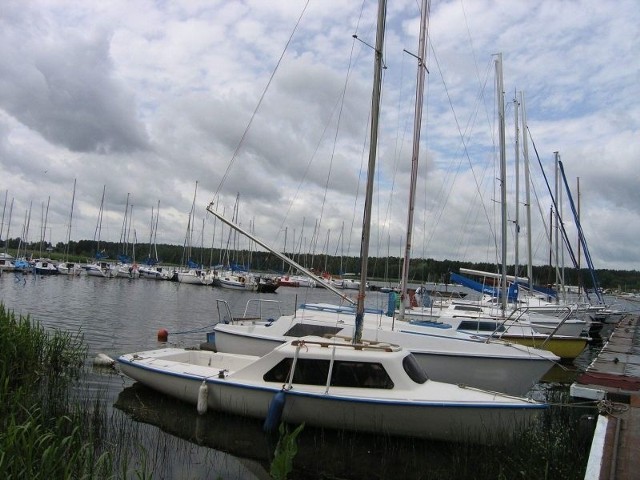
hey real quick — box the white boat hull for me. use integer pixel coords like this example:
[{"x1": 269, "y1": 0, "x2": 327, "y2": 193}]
[{"x1": 118, "y1": 345, "x2": 546, "y2": 443}]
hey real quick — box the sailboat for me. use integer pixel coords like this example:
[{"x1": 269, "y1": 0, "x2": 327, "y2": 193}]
[
  {"x1": 85, "y1": 186, "x2": 117, "y2": 278},
  {"x1": 33, "y1": 197, "x2": 60, "y2": 275},
  {"x1": 175, "y1": 182, "x2": 214, "y2": 285},
  {"x1": 208, "y1": 13, "x2": 559, "y2": 393},
  {"x1": 409, "y1": 61, "x2": 589, "y2": 361},
  {"x1": 58, "y1": 179, "x2": 83, "y2": 275},
  {"x1": 117, "y1": 2, "x2": 549, "y2": 441},
  {"x1": 138, "y1": 201, "x2": 171, "y2": 280}
]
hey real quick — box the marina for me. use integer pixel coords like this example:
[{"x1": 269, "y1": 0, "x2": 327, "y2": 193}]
[{"x1": 1, "y1": 271, "x2": 638, "y2": 478}]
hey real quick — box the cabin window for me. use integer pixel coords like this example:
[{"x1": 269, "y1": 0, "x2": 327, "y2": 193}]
[
  {"x1": 263, "y1": 358, "x2": 394, "y2": 389},
  {"x1": 457, "y1": 320, "x2": 506, "y2": 332},
  {"x1": 331, "y1": 361, "x2": 394, "y2": 389},
  {"x1": 452, "y1": 305, "x2": 483, "y2": 312},
  {"x1": 264, "y1": 358, "x2": 329, "y2": 385},
  {"x1": 402, "y1": 354, "x2": 428, "y2": 384},
  {"x1": 284, "y1": 324, "x2": 343, "y2": 338}
]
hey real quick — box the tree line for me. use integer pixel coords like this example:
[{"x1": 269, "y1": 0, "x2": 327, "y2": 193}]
[{"x1": 4, "y1": 237, "x2": 640, "y2": 291}]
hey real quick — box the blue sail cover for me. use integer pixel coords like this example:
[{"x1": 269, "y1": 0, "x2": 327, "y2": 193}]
[
  {"x1": 450, "y1": 272, "x2": 497, "y2": 296},
  {"x1": 450, "y1": 272, "x2": 519, "y2": 302}
]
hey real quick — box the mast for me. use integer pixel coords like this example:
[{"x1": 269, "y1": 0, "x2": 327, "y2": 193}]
[
  {"x1": 577, "y1": 177, "x2": 581, "y2": 294},
  {"x1": 513, "y1": 94, "x2": 520, "y2": 285},
  {"x1": 495, "y1": 53, "x2": 508, "y2": 312},
  {"x1": 398, "y1": 0, "x2": 430, "y2": 322},
  {"x1": 353, "y1": 0, "x2": 387, "y2": 343},
  {"x1": 520, "y1": 92, "x2": 533, "y2": 292},
  {"x1": 64, "y1": 179, "x2": 77, "y2": 262},
  {"x1": 554, "y1": 151, "x2": 561, "y2": 299},
  {"x1": 0, "y1": 190, "x2": 7, "y2": 252}
]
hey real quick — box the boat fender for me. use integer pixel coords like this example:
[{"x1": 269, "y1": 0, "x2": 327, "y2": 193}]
[
  {"x1": 197, "y1": 380, "x2": 208, "y2": 415},
  {"x1": 93, "y1": 353, "x2": 115, "y2": 368},
  {"x1": 157, "y1": 328, "x2": 169, "y2": 342},
  {"x1": 263, "y1": 390, "x2": 286, "y2": 432}
]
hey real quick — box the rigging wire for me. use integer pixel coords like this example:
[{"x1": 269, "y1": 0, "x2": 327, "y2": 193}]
[
  {"x1": 212, "y1": 0, "x2": 311, "y2": 200},
  {"x1": 307, "y1": 1, "x2": 369, "y2": 265}
]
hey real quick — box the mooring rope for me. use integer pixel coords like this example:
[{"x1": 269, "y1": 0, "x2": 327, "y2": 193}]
[{"x1": 168, "y1": 324, "x2": 218, "y2": 335}]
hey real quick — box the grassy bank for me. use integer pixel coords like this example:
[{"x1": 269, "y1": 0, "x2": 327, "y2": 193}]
[
  {"x1": 0, "y1": 303, "x2": 282, "y2": 479},
  {"x1": 0, "y1": 303, "x2": 113, "y2": 477}
]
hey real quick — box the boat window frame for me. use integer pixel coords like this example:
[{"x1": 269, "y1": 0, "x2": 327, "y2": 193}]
[{"x1": 264, "y1": 358, "x2": 395, "y2": 389}]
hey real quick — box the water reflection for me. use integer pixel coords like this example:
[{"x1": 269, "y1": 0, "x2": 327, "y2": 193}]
[{"x1": 114, "y1": 382, "x2": 469, "y2": 480}]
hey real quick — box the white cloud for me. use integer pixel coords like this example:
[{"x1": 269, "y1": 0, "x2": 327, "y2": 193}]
[{"x1": 0, "y1": 0, "x2": 638, "y2": 273}]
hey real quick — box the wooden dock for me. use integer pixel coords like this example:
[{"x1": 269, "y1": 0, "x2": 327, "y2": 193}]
[{"x1": 570, "y1": 314, "x2": 640, "y2": 480}]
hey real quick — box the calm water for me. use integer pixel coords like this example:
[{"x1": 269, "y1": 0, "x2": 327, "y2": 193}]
[
  {"x1": 0, "y1": 272, "x2": 410, "y2": 479},
  {"x1": 1, "y1": 272, "x2": 634, "y2": 479}
]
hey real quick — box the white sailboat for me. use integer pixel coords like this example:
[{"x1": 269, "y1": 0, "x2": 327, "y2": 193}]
[
  {"x1": 85, "y1": 185, "x2": 117, "y2": 278},
  {"x1": 118, "y1": 1, "x2": 548, "y2": 440},
  {"x1": 118, "y1": 335, "x2": 547, "y2": 444},
  {"x1": 58, "y1": 179, "x2": 83, "y2": 275},
  {"x1": 208, "y1": 12, "x2": 559, "y2": 394}
]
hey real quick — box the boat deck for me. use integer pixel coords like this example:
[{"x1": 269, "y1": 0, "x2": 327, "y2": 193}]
[{"x1": 571, "y1": 314, "x2": 640, "y2": 480}]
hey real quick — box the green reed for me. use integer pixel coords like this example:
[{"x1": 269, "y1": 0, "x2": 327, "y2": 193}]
[
  {"x1": 0, "y1": 304, "x2": 136, "y2": 479},
  {"x1": 0, "y1": 303, "x2": 268, "y2": 479}
]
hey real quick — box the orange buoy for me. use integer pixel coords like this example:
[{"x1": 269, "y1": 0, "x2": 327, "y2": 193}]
[{"x1": 157, "y1": 328, "x2": 169, "y2": 342}]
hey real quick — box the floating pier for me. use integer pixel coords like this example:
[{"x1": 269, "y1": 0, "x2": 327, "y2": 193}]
[{"x1": 570, "y1": 314, "x2": 640, "y2": 480}]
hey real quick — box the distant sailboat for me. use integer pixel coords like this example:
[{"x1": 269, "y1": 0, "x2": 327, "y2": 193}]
[
  {"x1": 85, "y1": 186, "x2": 117, "y2": 278},
  {"x1": 58, "y1": 179, "x2": 83, "y2": 275}
]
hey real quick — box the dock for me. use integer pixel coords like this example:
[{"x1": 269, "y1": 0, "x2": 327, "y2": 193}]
[{"x1": 570, "y1": 314, "x2": 640, "y2": 480}]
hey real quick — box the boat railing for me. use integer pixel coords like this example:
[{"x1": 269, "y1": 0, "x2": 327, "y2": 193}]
[
  {"x1": 296, "y1": 335, "x2": 401, "y2": 352},
  {"x1": 242, "y1": 298, "x2": 283, "y2": 321},
  {"x1": 215, "y1": 298, "x2": 283, "y2": 324}
]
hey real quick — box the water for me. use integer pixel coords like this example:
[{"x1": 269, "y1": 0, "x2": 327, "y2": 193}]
[
  {"x1": 0, "y1": 272, "x2": 400, "y2": 479},
  {"x1": 1, "y1": 272, "x2": 634, "y2": 479}
]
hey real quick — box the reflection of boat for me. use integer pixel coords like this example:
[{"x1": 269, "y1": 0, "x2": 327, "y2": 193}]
[
  {"x1": 117, "y1": 335, "x2": 547, "y2": 443},
  {"x1": 114, "y1": 383, "x2": 272, "y2": 480}
]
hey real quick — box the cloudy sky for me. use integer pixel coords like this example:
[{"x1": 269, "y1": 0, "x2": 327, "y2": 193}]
[{"x1": 0, "y1": 0, "x2": 638, "y2": 273}]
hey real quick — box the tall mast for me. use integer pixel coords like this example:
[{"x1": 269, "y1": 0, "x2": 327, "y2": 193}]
[
  {"x1": 354, "y1": 0, "x2": 387, "y2": 343},
  {"x1": 554, "y1": 151, "x2": 560, "y2": 299},
  {"x1": 495, "y1": 53, "x2": 508, "y2": 312},
  {"x1": 398, "y1": 0, "x2": 430, "y2": 322},
  {"x1": 520, "y1": 92, "x2": 533, "y2": 292},
  {"x1": 577, "y1": 177, "x2": 581, "y2": 294},
  {"x1": 513, "y1": 94, "x2": 520, "y2": 284},
  {"x1": 64, "y1": 179, "x2": 77, "y2": 262}
]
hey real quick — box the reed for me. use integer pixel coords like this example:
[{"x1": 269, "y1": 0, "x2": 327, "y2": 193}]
[{"x1": 0, "y1": 304, "x2": 147, "y2": 478}]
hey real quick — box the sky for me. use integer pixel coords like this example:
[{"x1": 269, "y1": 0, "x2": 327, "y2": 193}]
[{"x1": 0, "y1": 0, "x2": 638, "y2": 273}]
